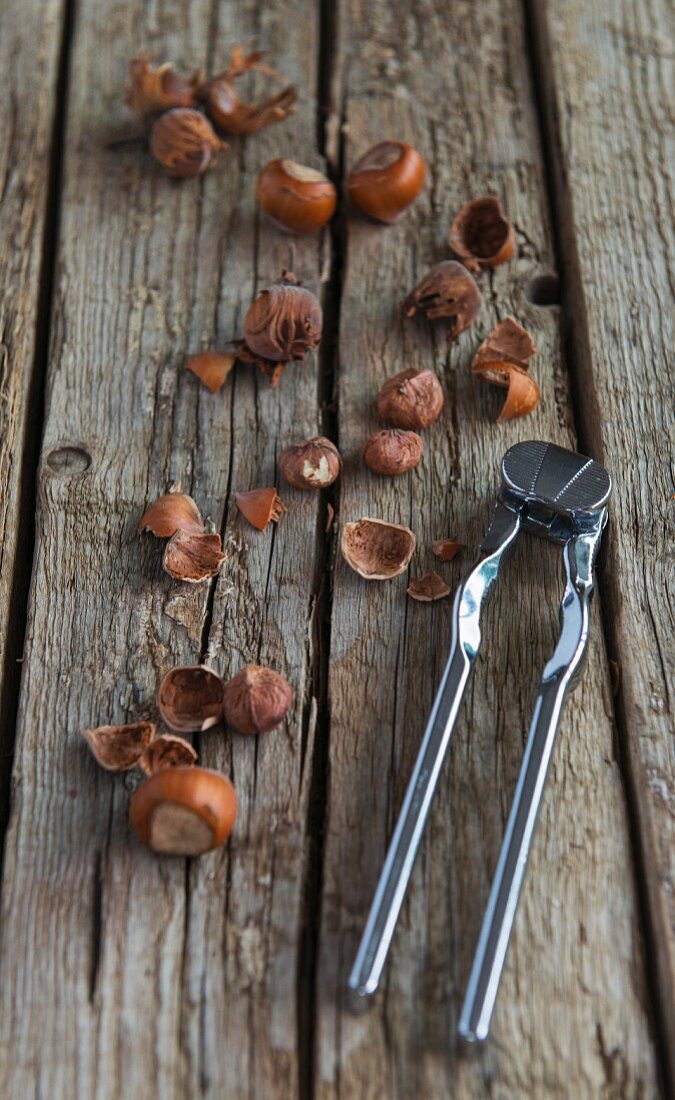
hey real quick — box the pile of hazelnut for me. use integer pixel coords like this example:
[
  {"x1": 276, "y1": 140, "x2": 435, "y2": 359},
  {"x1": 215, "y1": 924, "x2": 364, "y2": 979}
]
[{"x1": 85, "y1": 49, "x2": 542, "y2": 859}]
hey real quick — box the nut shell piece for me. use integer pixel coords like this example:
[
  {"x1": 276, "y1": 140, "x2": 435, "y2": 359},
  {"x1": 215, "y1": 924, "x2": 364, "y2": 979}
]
[
  {"x1": 375, "y1": 368, "x2": 444, "y2": 430},
  {"x1": 404, "y1": 261, "x2": 482, "y2": 341},
  {"x1": 163, "y1": 530, "x2": 225, "y2": 582},
  {"x1": 257, "y1": 160, "x2": 337, "y2": 234},
  {"x1": 432, "y1": 539, "x2": 464, "y2": 562},
  {"x1": 448, "y1": 196, "x2": 515, "y2": 272},
  {"x1": 222, "y1": 665, "x2": 293, "y2": 734},
  {"x1": 200, "y1": 45, "x2": 298, "y2": 136},
  {"x1": 407, "y1": 571, "x2": 451, "y2": 602},
  {"x1": 186, "y1": 350, "x2": 236, "y2": 392},
  {"x1": 473, "y1": 316, "x2": 536, "y2": 370},
  {"x1": 149, "y1": 108, "x2": 226, "y2": 179},
  {"x1": 82, "y1": 721, "x2": 156, "y2": 771},
  {"x1": 472, "y1": 360, "x2": 540, "y2": 422},
  {"x1": 279, "y1": 436, "x2": 342, "y2": 489},
  {"x1": 125, "y1": 58, "x2": 200, "y2": 121},
  {"x1": 362, "y1": 430, "x2": 423, "y2": 476},
  {"x1": 139, "y1": 734, "x2": 198, "y2": 776},
  {"x1": 130, "y1": 767, "x2": 237, "y2": 856},
  {"x1": 139, "y1": 486, "x2": 204, "y2": 537},
  {"x1": 341, "y1": 518, "x2": 416, "y2": 580},
  {"x1": 158, "y1": 665, "x2": 225, "y2": 732},
  {"x1": 347, "y1": 141, "x2": 426, "y2": 223},
  {"x1": 235, "y1": 488, "x2": 286, "y2": 531}
]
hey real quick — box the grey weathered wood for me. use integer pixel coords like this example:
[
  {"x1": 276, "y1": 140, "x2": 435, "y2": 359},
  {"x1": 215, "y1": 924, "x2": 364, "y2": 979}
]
[
  {"x1": 534, "y1": 0, "x2": 675, "y2": 1075},
  {"x1": 0, "y1": 0, "x2": 65, "y2": 747},
  {"x1": 316, "y1": 1, "x2": 662, "y2": 1096},
  {"x1": 0, "y1": 1, "x2": 326, "y2": 1097}
]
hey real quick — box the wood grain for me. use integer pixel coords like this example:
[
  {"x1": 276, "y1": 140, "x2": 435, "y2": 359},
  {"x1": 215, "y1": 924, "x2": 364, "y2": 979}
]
[
  {"x1": 0, "y1": 1, "x2": 327, "y2": 1096},
  {"x1": 532, "y1": 1, "x2": 675, "y2": 1076},
  {"x1": 315, "y1": 1, "x2": 661, "y2": 1096}
]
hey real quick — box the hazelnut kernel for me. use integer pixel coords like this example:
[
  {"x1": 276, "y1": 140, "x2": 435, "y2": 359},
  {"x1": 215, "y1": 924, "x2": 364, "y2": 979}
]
[
  {"x1": 279, "y1": 436, "x2": 342, "y2": 489},
  {"x1": 375, "y1": 368, "x2": 444, "y2": 430},
  {"x1": 362, "y1": 429, "x2": 423, "y2": 476},
  {"x1": 222, "y1": 665, "x2": 293, "y2": 735}
]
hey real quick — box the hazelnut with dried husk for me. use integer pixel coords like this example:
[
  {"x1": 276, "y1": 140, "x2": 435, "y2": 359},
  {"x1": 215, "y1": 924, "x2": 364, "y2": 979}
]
[
  {"x1": 279, "y1": 437, "x2": 342, "y2": 489},
  {"x1": 238, "y1": 271, "x2": 322, "y2": 386},
  {"x1": 200, "y1": 45, "x2": 298, "y2": 135},
  {"x1": 130, "y1": 767, "x2": 237, "y2": 855},
  {"x1": 222, "y1": 665, "x2": 293, "y2": 735},
  {"x1": 375, "y1": 368, "x2": 444, "y2": 430},
  {"x1": 138, "y1": 734, "x2": 198, "y2": 776},
  {"x1": 347, "y1": 142, "x2": 426, "y2": 223},
  {"x1": 81, "y1": 721, "x2": 156, "y2": 771},
  {"x1": 407, "y1": 571, "x2": 451, "y2": 602},
  {"x1": 158, "y1": 665, "x2": 225, "y2": 732},
  {"x1": 341, "y1": 518, "x2": 416, "y2": 580},
  {"x1": 448, "y1": 197, "x2": 515, "y2": 272},
  {"x1": 235, "y1": 488, "x2": 286, "y2": 531},
  {"x1": 404, "y1": 261, "x2": 482, "y2": 341},
  {"x1": 149, "y1": 108, "x2": 226, "y2": 179},
  {"x1": 362, "y1": 430, "x2": 423, "y2": 476},
  {"x1": 125, "y1": 57, "x2": 201, "y2": 122}
]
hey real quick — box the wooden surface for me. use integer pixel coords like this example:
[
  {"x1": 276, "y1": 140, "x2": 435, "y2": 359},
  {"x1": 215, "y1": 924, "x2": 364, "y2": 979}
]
[{"x1": 0, "y1": 0, "x2": 671, "y2": 1097}]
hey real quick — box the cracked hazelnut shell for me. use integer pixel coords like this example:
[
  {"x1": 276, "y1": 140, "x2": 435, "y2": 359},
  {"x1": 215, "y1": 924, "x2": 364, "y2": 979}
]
[
  {"x1": 82, "y1": 721, "x2": 156, "y2": 771},
  {"x1": 347, "y1": 141, "x2": 426, "y2": 223},
  {"x1": 222, "y1": 665, "x2": 293, "y2": 734},
  {"x1": 235, "y1": 488, "x2": 286, "y2": 531},
  {"x1": 432, "y1": 539, "x2": 464, "y2": 562},
  {"x1": 125, "y1": 58, "x2": 200, "y2": 122},
  {"x1": 448, "y1": 196, "x2": 515, "y2": 272},
  {"x1": 472, "y1": 360, "x2": 540, "y2": 421},
  {"x1": 279, "y1": 436, "x2": 342, "y2": 489},
  {"x1": 407, "y1": 571, "x2": 451, "y2": 602},
  {"x1": 404, "y1": 261, "x2": 482, "y2": 340},
  {"x1": 341, "y1": 518, "x2": 416, "y2": 580},
  {"x1": 163, "y1": 530, "x2": 225, "y2": 582},
  {"x1": 375, "y1": 368, "x2": 444, "y2": 430},
  {"x1": 139, "y1": 734, "x2": 198, "y2": 776},
  {"x1": 139, "y1": 485, "x2": 204, "y2": 537},
  {"x1": 130, "y1": 767, "x2": 237, "y2": 856},
  {"x1": 362, "y1": 430, "x2": 423, "y2": 476},
  {"x1": 200, "y1": 46, "x2": 298, "y2": 136},
  {"x1": 473, "y1": 316, "x2": 536, "y2": 370},
  {"x1": 187, "y1": 350, "x2": 236, "y2": 392},
  {"x1": 257, "y1": 160, "x2": 337, "y2": 234},
  {"x1": 149, "y1": 108, "x2": 226, "y2": 179},
  {"x1": 158, "y1": 665, "x2": 225, "y2": 732}
]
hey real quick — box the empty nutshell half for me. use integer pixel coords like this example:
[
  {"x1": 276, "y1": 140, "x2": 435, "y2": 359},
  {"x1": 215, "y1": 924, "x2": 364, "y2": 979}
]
[
  {"x1": 81, "y1": 721, "x2": 157, "y2": 771},
  {"x1": 163, "y1": 530, "x2": 225, "y2": 582},
  {"x1": 138, "y1": 734, "x2": 198, "y2": 776},
  {"x1": 139, "y1": 485, "x2": 204, "y2": 538},
  {"x1": 158, "y1": 665, "x2": 225, "y2": 732},
  {"x1": 448, "y1": 196, "x2": 515, "y2": 272},
  {"x1": 341, "y1": 518, "x2": 416, "y2": 580}
]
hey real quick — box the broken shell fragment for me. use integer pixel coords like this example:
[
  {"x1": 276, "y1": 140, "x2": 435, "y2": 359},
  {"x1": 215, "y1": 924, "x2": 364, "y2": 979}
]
[
  {"x1": 130, "y1": 766, "x2": 237, "y2": 856},
  {"x1": 125, "y1": 57, "x2": 200, "y2": 122},
  {"x1": 199, "y1": 44, "x2": 297, "y2": 136},
  {"x1": 279, "y1": 436, "x2": 342, "y2": 489},
  {"x1": 448, "y1": 196, "x2": 516, "y2": 272},
  {"x1": 81, "y1": 721, "x2": 156, "y2": 772},
  {"x1": 341, "y1": 518, "x2": 416, "y2": 580},
  {"x1": 235, "y1": 488, "x2": 286, "y2": 531},
  {"x1": 432, "y1": 539, "x2": 465, "y2": 562},
  {"x1": 375, "y1": 368, "x2": 445, "y2": 430},
  {"x1": 163, "y1": 530, "x2": 225, "y2": 582},
  {"x1": 407, "y1": 571, "x2": 451, "y2": 602},
  {"x1": 222, "y1": 665, "x2": 293, "y2": 734},
  {"x1": 139, "y1": 486, "x2": 204, "y2": 537},
  {"x1": 138, "y1": 734, "x2": 198, "y2": 776},
  {"x1": 186, "y1": 350, "x2": 236, "y2": 392},
  {"x1": 473, "y1": 316, "x2": 536, "y2": 370},
  {"x1": 404, "y1": 261, "x2": 482, "y2": 341},
  {"x1": 362, "y1": 429, "x2": 424, "y2": 476},
  {"x1": 472, "y1": 360, "x2": 540, "y2": 422},
  {"x1": 158, "y1": 665, "x2": 225, "y2": 732}
]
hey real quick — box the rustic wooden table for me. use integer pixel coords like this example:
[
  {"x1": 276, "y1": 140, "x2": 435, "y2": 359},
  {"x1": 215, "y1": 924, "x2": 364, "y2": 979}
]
[{"x1": 0, "y1": 0, "x2": 672, "y2": 1096}]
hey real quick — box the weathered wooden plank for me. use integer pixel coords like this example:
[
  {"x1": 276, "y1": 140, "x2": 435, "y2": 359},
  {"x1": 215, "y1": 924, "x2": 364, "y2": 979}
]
[
  {"x1": 532, "y1": 0, "x2": 675, "y2": 1076},
  {"x1": 0, "y1": 1, "x2": 327, "y2": 1097},
  {"x1": 0, "y1": 0, "x2": 65, "y2": 772},
  {"x1": 316, "y1": 1, "x2": 662, "y2": 1096}
]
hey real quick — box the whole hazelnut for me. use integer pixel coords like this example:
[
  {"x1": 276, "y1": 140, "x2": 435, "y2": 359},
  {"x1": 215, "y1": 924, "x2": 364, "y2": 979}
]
[
  {"x1": 375, "y1": 368, "x2": 444, "y2": 430},
  {"x1": 362, "y1": 429, "x2": 423, "y2": 476},
  {"x1": 240, "y1": 271, "x2": 323, "y2": 385},
  {"x1": 222, "y1": 665, "x2": 293, "y2": 735},
  {"x1": 279, "y1": 436, "x2": 342, "y2": 489},
  {"x1": 347, "y1": 141, "x2": 426, "y2": 223},
  {"x1": 149, "y1": 108, "x2": 226, "y2": 179}
]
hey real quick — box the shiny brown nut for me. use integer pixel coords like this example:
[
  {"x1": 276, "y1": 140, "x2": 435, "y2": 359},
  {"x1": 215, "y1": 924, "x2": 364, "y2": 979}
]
[
  {"x1": 279, "y1": 436, "x2": 342, "y2": 489},
  {"x1": 347, "y1": 142, "x2": 426, "y2": 223},
  {"x1": 222, "y1": 665, "x2": 293, "y2": 734},
  {"x1": 362, "y1": 429, "x2": 423, "y2": 476},
  {"x1": 341, "y1": 518, "x2": 416, "y2": 580},
  {"x1": 130, "y1": 767, "x2": 237, "y2": 856},
  {"x1": 235, "y1": 488, "x2": 286, "y2": 531},
  {"x1": 375, "y1": 368, "x2": 445, "y2": 430},
  {"x1": 404, "y1": 261, "x2": 482, "y2": 341},
  {"x1": 257, "y1": 160, "x2": 337, "y2": 234}
]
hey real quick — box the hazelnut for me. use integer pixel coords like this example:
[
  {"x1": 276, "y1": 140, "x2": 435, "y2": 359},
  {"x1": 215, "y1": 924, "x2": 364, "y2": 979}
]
[
  {"x1": 163, "y1": 530, "x2": 225, "y2": 582},
  {"x1": 404, "y1": 261, "x2": 482, "y2": 341},
  {"x1": 375, "y1": 368, "x2": 444, "y2": 430},
  {"x1": 222, "y1": 665, "x2": 293, "y2": 735},
  {"x1": 130, "y1": 767, "x2": 237, "y2": 856},
  {"x1": 125, "y1": 57, "x2": 200, "y2": 122},
  {"x1": 473, "y1": 316, "x2": 536, "y2": 370},
  {"x1": 362, "y1": 429, "x2": 423, "y2": 476},
  {"x1": 235, "y1": 488, "x2": 286, "y2": 531},
  {"x1": 139, "y1": 483, "x2": 204, "y2": 537},
  {"x1": 149, "y1": 108, "x2": 226, "y2": 179},
  {"x1": 200, "y1": 46, "x2": 298, "y2": 135},
  {"x1": 341, "y1": 518, "x2": 416, "y2": 580},
  {"x1": 139, "y1": 734, "x2": 198, "y2": 776},
  {"x1": 186, "y1": 350, "x2": 236, "y2": 393},
  {"x1": 432, "y1": 539, "x2": 464, "y2": 562},
  {"x1": 448, "y1": 196, "x2": 515, "y2": 272},
  {"x1": 472, "y1": 360, "x2": 540, "y2": 421},
  {"x1": 279, "y1": 436, "x2": 342, "y2": 489},
  {"x1": 407, "y1": 571, "x2": 451, "y2": 602},
  {"x1": 158, "y1": 665, "x2": 225, "y2": 732},
  {"x1": 240, "y1": 271, "x2": 323, "y2": 386},
  {"x1": 81, "y1": 721, "x2": 156, "y2": 771},
  {"x1": 347, "y1": 141, "x2": 426, "y2": 223},
  {"x1": 257, "y1": 160, "x2": 337, "y2": 234}
]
